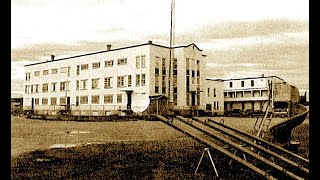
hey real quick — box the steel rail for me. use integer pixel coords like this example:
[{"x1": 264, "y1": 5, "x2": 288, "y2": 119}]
[
  {"x1": 152, "y1": 114, "x2": 277, "y2": 179},
  {"x1": 175, "y1": 116, "x2": 304, "y2": 180}
]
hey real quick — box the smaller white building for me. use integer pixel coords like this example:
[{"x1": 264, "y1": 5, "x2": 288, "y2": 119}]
[{"x1": 222, "y1": 75, "x2": 300, "y2": 117}]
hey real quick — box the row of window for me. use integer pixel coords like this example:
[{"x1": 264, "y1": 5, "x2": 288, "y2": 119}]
[
  {"x1": 229, "y1": 80, "x2": 255, "y2": 88},
  {"x1": 25, "y1": 74, "x2": 146, "y2": 94},
  {"x1": 26, "y1": 55, "x2": 147, "y2": 80},
  {"x1": 26, "y1": 67, "x2": 71, "y2": 81},
  {"x1": 25, "y1": 82, "x2": 69, "y2": 94},
  {"x1": 34, "y1": 94, "x2": 124, "y2": 105},
  {"x1": 224, "y1": 90, "x2": 268, "y2": 98}
]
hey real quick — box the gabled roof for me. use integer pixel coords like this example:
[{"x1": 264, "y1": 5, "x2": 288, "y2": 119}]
[{"x1": 24, "y1": 41, "x2": 202, "y2": 67}]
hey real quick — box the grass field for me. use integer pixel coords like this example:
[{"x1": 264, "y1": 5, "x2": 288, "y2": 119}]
[{"x1": 11, "y1": 115, "x2": 309, "y2": 179}]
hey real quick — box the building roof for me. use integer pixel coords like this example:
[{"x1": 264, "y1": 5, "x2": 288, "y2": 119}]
[
  {"x1": 207, "y1": 75, "x2": 286, "y2": 82},
  {"x1": 25, "y1": 41, "x2": 203, "y2": 67}
]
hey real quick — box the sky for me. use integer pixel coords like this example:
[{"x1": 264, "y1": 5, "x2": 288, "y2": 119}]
[{"x1": 11, "y1": 0, "x2": 309, "y2": 95}]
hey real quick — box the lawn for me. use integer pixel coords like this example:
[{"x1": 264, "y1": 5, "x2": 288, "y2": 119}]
[{"x1": 11, "y1": 115, "x2": 309, "y2": 179}]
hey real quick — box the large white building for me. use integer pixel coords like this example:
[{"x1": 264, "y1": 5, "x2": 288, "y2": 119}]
[{"x1": 23, "y1": 41, "x2": 207, "y2": 116}]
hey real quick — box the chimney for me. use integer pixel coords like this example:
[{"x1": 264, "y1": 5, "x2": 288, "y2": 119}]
[
  {"x1": 148, "y1": 40, "x2": 152, "y2": 44},
  {"x1": 261, "y1": 74, "x2": 264, "y2": 77},
  {"x1": 51, "y1": 55, "x2": 55, "y2": 61},
  {"x1": 106, "y1": 44, "x2": 112, "y2": 51}
]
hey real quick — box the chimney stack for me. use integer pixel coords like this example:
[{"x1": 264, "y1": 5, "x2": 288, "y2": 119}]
[
  {"x1": 51, "y1": 55, "x2": 55, "y2": 61},
  {"x1": 106, "y1": 44, "x2": 112, "y2": 51},
  {"x1": 148, "y1": 40, "x2": 152, "y2": 44}
]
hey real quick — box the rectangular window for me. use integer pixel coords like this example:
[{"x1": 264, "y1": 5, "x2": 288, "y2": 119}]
[
  {"x1": 229, "y1": 82, "x2": 233, "y2": 88},
  {"x1": 51, "y1": 83, "x2": 56, "y2": 92},
  {"x1": 60, "y1": 67, "x2": 67, "y2": 73},
  {"x1": 162, "y1": 87, "x2": 166, "y2": 93},
  {"x1": 155, "y1": 86, "x2": 159, "y2": 93},
  {"x1": 81, "y1": 64, "x2": 89, "y2": 70},
  {"x1": 51, "y1": 97, "x2": 57, "y2": 105},
  {"x1": 197, "y1": 60, "x2": 200, "y2": 71},
  {"x1": 162, "y1": 58, "x2": 166, "y2": 75},
  {"x1": 136, "y1": 74, "x2": 140, "y2": 86},
  {"x1": 35, "y1": 98, "x2": 39, "y2": 105},
  {"x1": 251, "y1": 80, "x2": 254, "y2": 87},
  {"x1": 80, "y1": 96, "x2": 88, "y2": 104},
  {"x1": 128, "y1": 75, "x2": 132, "y2": 87},
  {"x1": 155, "y1": 75, "x2": 159, "y2": 87},
  {"x1": 34, "y1": 71, "x2": 40, "y2": 77},
  {"x1": 42, "y1": 83, "x2": 48, "y2": 93},
  {"x1": 42, "y1": 98, "x2": 48, "y2": 105},
  {"x1": 25, "y1": 72, "x2": 31, "y2": 81},
  {"x1": 25, "y1": 85, "x2": 27, "y2": 94},
  {"x1": 105, "y1": 60, "x2": 113, "y2": 67},
  {"x1": 51, "y1": 68, "x2": 58, "y2": 74},
  {"x1": 92, "y1": 62, "x2": 100, "y2": 69},
  {"x1": 77, "y1": 65, "x2": 80, "y2": 75},
  {"x1": 76, "y1": 96, "x2": 79, "y2": 106},
  {"x1": 76, "y1": 80, "x2": 79, "y2": 91},
  {"x1": 81, "y1": 80, "x2": 88, "y2": 90},
  {"x1": 92, "y1": 95, "x2": 100, "y2": 104},
  {"x1": 60, "y1": 82, "x2": 66, "y2": 91},
  {"x1": 104, "y1": 95, "x2": 113, "y2": 104},
  {"x1": 141, "y1": 55, "x2": 146, "y2": 68},
  {"x1": 30, "y1": 85, "x2": 33, "y2": 93},
  {"x1": 197, "y1": 71, "x2": 200, "y2": 77},
  {"x1": 214, "y1": 88, "x2": 216, "y2": 97},
  {"x1": 117, "y1": 76, "x2": 125, "y2": 87},
  {"x1": 136, "y1": 56, "x2": 140, "y2": 68},
  {"x1": 60, "y1": 97, "x2": 66, "y2": 105},
  {"x1": 35, "y1": 84, "x2": 39, "y2": 93},
  {"x1": 217, "y1": 102, "x2": 219, "y2": 110},
  {"x1": 192, "y1": 70, "x2": 195, "y2": 77},
  {"x1": 241, "y1": 81, "x2": 244, "y2": 87},
  {"x1": 92, "y1": 78, "x2": 99, "y2": 89},
  {"x1": 117, "y1": 58, "x2": 127, "y2": 65},
  {"x1": 43, "y1": 70, "x2": 49, "y2": 75},
  {"x1": 208, "y1": 88, "x2": 210, "y2": 97},
  {"x1": 117, "y1": 94, "x2": 122, "y2": 103},
  {"x1": 141, "y1": 74, "x2": 146, "y2": 86},
  {"x1": 155, "y1": 68, "x2": 159, "y2": 75},
  {"x1": 104, "y1": 77, "x2": 112, "y2": 89}
]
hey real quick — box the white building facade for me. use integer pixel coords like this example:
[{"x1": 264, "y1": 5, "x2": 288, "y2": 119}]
[
  {"x1": 223, "y1": 76, "x2": 298, "y2": 113},
  {"x1": 23, "y1": 41, "x2": 207, "y2": 116}
]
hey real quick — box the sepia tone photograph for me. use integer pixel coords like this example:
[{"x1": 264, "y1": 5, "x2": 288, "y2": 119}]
[{"x1": 11, "y1": 0, "x2": 309, "y2": 179}]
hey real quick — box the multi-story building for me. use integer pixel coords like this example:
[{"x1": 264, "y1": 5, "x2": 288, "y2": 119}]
[
  {"x1": 223, "y1": 75, "x2": 299, "y2": 117},
  {"x1": 23, "y1": 41, "x2": 207, "y2": 116}
]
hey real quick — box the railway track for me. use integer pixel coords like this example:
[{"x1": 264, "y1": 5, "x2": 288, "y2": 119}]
[{"x1": 152, "y1": 114, "x2": 309, "y2": 179}]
